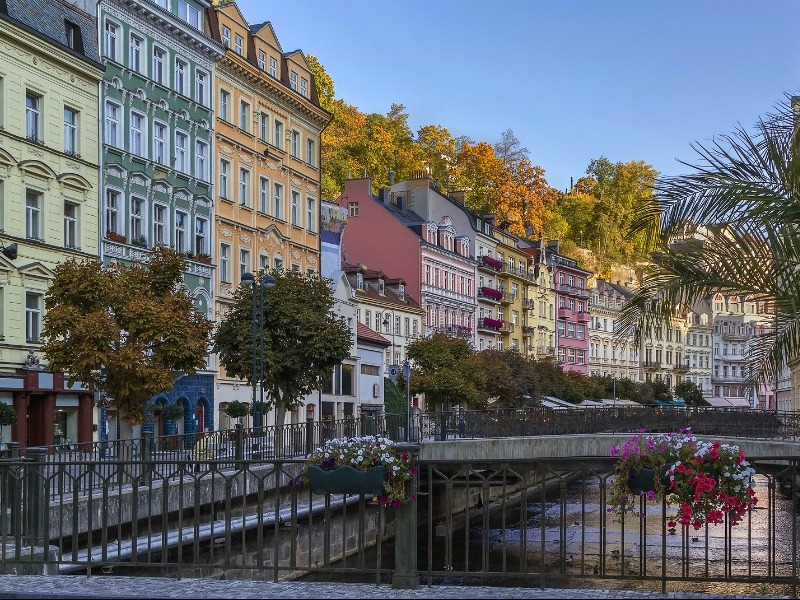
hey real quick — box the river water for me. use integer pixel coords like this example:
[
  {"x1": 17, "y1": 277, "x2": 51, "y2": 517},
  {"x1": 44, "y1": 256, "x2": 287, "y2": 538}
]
[{"x1": 301, "y1": 472, "x2": 798, "y2": 596}]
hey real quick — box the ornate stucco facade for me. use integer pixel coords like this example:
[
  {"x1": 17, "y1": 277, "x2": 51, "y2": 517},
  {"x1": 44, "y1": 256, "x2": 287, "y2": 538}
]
[
  {"x1": 0, "y1": 0, "x2": 103, "y2": 448},
  {"x1": 207, "y1": 4, "x2": 330, "y2": 424}
]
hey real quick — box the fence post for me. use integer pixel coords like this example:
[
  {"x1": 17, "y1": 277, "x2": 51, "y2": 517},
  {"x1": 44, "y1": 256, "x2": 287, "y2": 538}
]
[
  {"x1": 234, "y1": 423, "x2": 244, "y2": 461},
  {"x1": 439, "y1": 411, "x2": 448, "y2": 441},
  {"x1": 141, "y1": 431, "x2": 153, "y2": 485},
  {"x1": 305, "y1": 418, "x2": 314, "y2": 456},
  {"x1": 392, "y1": 442, "x2": 420, "y2": 590},
  {"x1": 3, "y1": 442, "x2": 20, "y2": 537},
  {"x1": 25, "y1": 447, "x2": 47, "y2": 548}
]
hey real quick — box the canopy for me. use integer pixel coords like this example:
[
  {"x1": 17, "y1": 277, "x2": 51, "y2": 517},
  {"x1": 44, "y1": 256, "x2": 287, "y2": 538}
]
[{"x1": 704, "y1": 396, "x2": 752, "y2": 408}]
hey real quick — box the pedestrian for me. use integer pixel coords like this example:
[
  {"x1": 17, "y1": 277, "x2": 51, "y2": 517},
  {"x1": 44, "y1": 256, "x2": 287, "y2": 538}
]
[
  {"x1": 458, "y1": 418, "x2": 466, "y2": 438},
  {"x1": 193, "y1": 427, "x2": 212, "y2": 472}
]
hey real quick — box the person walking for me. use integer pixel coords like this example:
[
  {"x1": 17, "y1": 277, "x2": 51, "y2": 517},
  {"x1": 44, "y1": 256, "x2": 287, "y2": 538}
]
[{"x1": 193, "y1": 427, "x2": 212, "y2": 472}]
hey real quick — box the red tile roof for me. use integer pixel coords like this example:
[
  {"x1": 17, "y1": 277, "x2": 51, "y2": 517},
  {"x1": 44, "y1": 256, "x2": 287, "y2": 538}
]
[{"x1": 356, "y1": 322, "x2": 391, "y2": 347}]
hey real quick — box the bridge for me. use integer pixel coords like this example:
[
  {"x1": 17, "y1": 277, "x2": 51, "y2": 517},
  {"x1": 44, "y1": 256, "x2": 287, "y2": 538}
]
[{"x1": 2, "y1": 406, "x2": 800, "y2": 597}]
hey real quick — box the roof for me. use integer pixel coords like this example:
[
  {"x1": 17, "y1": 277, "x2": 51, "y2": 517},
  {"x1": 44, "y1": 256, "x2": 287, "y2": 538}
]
[
  {"x1": 1, "y1": 0, "x2": 101, "y2": 66},
  {"x1": 705, "y1": 397, "x2": 752, "y2": 408},
  {"x1": 356, "y1": 322, "x2": 391, "y2": 347},
  {"x1": 596, "y1": 279, "x2": 634, "y2": 299}
]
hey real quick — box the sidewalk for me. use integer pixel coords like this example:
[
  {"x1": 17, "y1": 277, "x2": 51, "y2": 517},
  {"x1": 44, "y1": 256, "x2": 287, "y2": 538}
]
[{"x1": 0, "y1": 576, "x2": 792, "y2": 599}]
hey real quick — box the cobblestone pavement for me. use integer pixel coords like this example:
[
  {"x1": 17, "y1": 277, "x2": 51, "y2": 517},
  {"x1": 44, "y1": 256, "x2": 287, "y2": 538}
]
[{"x1": 0, "y1": 576, "x2": 793, "y2": 599}]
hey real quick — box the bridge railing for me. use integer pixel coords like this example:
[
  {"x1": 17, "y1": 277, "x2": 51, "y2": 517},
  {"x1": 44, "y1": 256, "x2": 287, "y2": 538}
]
[{"x1": 1, "y1": 449, "x2": 799, "y2": 595}]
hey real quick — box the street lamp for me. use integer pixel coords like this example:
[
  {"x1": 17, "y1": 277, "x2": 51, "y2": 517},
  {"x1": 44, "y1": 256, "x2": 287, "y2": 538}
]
[
  {"x1": 382, "y1": 311, "x2": 398, "y2": 378},
  {"x1": 403, "y1": 359, "x2": 411, "y2": 442},
  {"x1": 241, "y1": 270, "x2": 276, "y2": 456}
]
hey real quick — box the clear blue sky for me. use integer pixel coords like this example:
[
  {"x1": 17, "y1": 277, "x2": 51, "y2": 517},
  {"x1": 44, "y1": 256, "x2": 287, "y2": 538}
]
[{"x1": 236, "y1": 0, "x2": 800, "y2": 192}]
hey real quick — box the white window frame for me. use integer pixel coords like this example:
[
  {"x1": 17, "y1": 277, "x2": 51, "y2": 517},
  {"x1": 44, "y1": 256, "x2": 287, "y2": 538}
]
[
  {"x1": 259, "y1": 176, "x2": 269, "y2": 214},
  {"x1": 220, "y1": 243, "x2": 231, "y2": 282},
  {"x1": 306, "y1": 138, "x2": 315, "y2": 166},
  {"x1": 130, "y1": 110, "x2": 145, "y2": 157},
  {"x1": 195, "y1": 217, "x2": 207, "y2": 255},
  {"x1": 291, "y1": 189, "x2": 300, "y2": 226},
  {"x1": 269, "y1": 57, "x2": 277, "y2": 78},
  {"x1": 257, "y1": 50, "x2": 265, "y2": 70},
  {"x1": 291, "y1": 130, "x2": 299, "y2": 158},
  {"x1": 64, "y1": 202, "x2": 78, "y2": 249},
  {"x1": 174, "y1": 131, "x2": 188, "y2": 173},
  {"x1": 129, "y1": 33, "x2": 144, "y2": 74},
  {"x1": 259, "y1": 112, "x2": 268, "y2": 142},
  {"x1": 239, "y1": 248, "x2": 250, "y2": 277},
  {"x1": 174, "y1": 58, "x2": 188, "y2": 96},
  {"x1": 153, "y1": 203, "x2": 166, "y2": 245},
  {"x1": 273, "y1": 182, "x2": 283, "y2": 220},
  {"x1": 130, "y1": 196, "x2": 145, "y2": 241},
  {"x1": 178, "y1": 0, "x2": 201, "y2": 30},
  {"x1": 195, "y1": 139, "x2": 208, "y2": 181},
  {"x1": 195, "y1": 69, "x2": 208, "y2": 106},
  {"x1": 219, "y1": 89, "x2": 230, "y2": 121},
  {"x1": 104, "y1": 19, "x2": 119, "y2": 61},
  {"x1": 153, "y1": 120, "x2": 167, "y2": 165},
  {"x1": 105, "y1": 188, "x2": 120, "y2": 234},
  {"x1": 64, "y1": 107, "x2": 78, "y2": 155},
  {"x1": 219, "y1": 159, "x2": 230, "y2": 200},
  {"x1": 306, "y1": 196, "x2": 315, "y2": 232},
  {"x1": 300, "y1": 77, "x2": 308, "y2": 98},
  {"x1": 26, "y1": 92, "x2": 41, "y2": 142},
  {"x1": 273, "y1": 119, "x2": 283, "y2": 149},
  {"x1": 175, "y1": 210, "x2": 187, "y2": 252},
  {"x1": 290, "y1": 71, "x2": 297, "y2": 91},
  {"x1": 25, "y1": 292, "x2": 42, "y2": 343},
  {"x1": 25, "y1": 189, "x2": 42, "y2": 241},
  {"x1": 239, "y1": 167, "x2": 250, "y2": 207},
  {"x1": 221, "y1": 27, "x2": 230, "y2": 48},
  {"x1": 152, "y1": 46, "x2": 165, "y2": 84},
  {"x1": 239, "y1": 100, "x2": 250, "y2": 132},
  {"x1": 234, "y1": 34, "x2": 243, "y2": 55}
]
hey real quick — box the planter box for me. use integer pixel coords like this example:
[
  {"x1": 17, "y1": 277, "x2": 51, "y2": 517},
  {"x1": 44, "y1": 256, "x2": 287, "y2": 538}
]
[
  {"x1": 106, "y1": 231, "x2": 126, "y2": 243},
  {"x1": 307, "y1": 465, "x2": 385, "y2": 496},
  {"x1": 628, "y1": 467, "x2": 669, "y2": 495}
]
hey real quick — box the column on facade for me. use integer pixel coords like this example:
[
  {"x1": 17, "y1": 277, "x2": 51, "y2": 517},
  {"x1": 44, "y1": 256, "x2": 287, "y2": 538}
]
[{"x1": 78, "y1": 393, "x2": 94, "y2": 445}]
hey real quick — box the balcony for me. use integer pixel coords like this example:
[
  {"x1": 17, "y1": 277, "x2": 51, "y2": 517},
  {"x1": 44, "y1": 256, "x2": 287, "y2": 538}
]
[
  {"x1": 477, "y1": 255, "x2": 504, "y2": 272},
  {"x1": 722, "y1": 331, "x2": 750, "y2": 341},
  {"x1": 501, "y1": 322, "x2": 515, "y2": 334},
  {"x1": 522, "y1": 325, "x2": 535, "y2": 335},
  {"x1": 500, "y1": 292, "x2": 514, "y2": 305},
  {"x1": 673, "y1": 364, "x2": 690, "y2": 373},
  {"x1": 557, "y1": 307, "x2": 573, "y2": 320},
  {"x1": 642, "y1": 360, "x2": 662, "y2": 370},
  {"x1": 537, "y1": 345, "x2": 556, "y2": 356},
  {"x1": 556, "y1": 283, "x2": 590, "y2": 299},
  {"x1": 478, "y1": 286, "x2": 503, "y2": 304},
  {"x1": 431, "y1": 324, "x2": 473, "y2": 339},
  {"x1": 477, "y1": 317, "x2": 503, "y2": 332},
  {"x1": 522, "y1": 298, "x2": 535, "y2": 310},
  {"x1": 576, "y1": 311, "x2": 591, "y2": 323}
]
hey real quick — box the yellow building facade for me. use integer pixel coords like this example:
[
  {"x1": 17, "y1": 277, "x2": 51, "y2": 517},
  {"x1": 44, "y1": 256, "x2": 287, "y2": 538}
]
[{"x1": 208, "y1": 4, "x2": 330, "y2": 412}]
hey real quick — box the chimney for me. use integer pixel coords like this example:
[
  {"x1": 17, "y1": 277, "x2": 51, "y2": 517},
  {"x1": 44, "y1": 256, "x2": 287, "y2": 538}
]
[
  {"x1": 388, "y1": 170, "x2": 395, "y2": 186},
  {"x1": 547, "y1": 240, "x2": 560, "y2": 255},
  {"x1": 450, "y1": 191, "x2": 465, "y2": 205}
]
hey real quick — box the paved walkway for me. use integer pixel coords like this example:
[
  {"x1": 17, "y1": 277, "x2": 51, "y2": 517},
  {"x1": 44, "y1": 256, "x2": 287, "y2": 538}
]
[{"x1": 0, "y1": 576, "x2": 792, "y2": 599}]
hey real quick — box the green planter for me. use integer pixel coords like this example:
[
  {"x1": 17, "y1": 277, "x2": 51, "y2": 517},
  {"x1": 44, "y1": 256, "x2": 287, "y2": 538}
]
[
  {"x1": 629, "y1": 467, "x2": 670, "y2": 495},
  {"x1": 307, "y1": 465, "x2": 385, "y2": 496}
]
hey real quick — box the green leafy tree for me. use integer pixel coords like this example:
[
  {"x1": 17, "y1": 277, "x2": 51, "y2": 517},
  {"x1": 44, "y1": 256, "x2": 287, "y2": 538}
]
[
  {"x1": 41, "y1": 247, "x2": 212, "y2": 425},
  {"x1": 406, "y1": 333, "x2": 485, "y2": 409},
  {"x1": 0, "y1": 403, "x2": 17, "y2": 443},
  {"x1": 619, "y1": 95, "x2": 798, "y2": 389},
  {"x1": 675, "y1": 380, "x2": 707, "y2": 406},
  {"x1": 226, "y1": 400, "x2": 249, "y2": 425},
  {"x1": 474, "y1": 349, "x2": 541, "y2": 407},
  {"x1": 214, "y1": 270, "x2": 352, "y2": 426}
]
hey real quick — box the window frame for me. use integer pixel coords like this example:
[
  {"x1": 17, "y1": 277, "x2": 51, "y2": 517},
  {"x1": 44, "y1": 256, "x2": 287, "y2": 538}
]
[
  {"x1": 63, "y1": 202, "x2": 78, "y2": 249},
  {"x1": 63, "y1": 107, "x2": 78, "y2": 155},
  {"x1": 25, "y1": 188, "x2": 43, "y2": 241}
]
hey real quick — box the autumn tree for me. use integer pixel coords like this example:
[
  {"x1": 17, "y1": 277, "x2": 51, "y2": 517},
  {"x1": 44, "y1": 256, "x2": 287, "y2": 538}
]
[
  {"x1": 41, "y1": 247, "x2": 213, "y2": 425},
  {"x1": 416, "y1": 124, "x2": 458, "y2": 192},
  {"x1": 451, "y1": 141, "x2": 505, "y2": 215},
  {"x1": 474, "y1": 349, "x2": 540, "y2": 407},
  {"x1": 214, "y1": 270, "x2": 352, "y2": 426},
  {"x1": 406, "y1": 333, "x2": 485, "y2": 409}
]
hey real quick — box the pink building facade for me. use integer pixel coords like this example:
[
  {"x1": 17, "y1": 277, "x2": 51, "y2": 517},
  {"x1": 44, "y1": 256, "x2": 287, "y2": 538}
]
[{"x1": 337, "y1": 178, "x2": 476, "y2": 344}]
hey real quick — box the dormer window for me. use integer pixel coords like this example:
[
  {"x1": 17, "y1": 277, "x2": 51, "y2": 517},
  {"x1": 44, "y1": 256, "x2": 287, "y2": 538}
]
[
  {"x1": 398, "y1": 284, "x2": 405, "y2": 300},
  {"x1": 356, "y1": 273, "x2": 363, "y2": 290},
  {"x1": 378, "y1": 279, "x2": 385, "y2": 294}
]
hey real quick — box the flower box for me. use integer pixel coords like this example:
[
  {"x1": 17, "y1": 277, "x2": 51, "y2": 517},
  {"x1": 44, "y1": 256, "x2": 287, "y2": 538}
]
[
  {"x1": 106, "y1": 231, "x2": 126, "y2": 243},
  {"x1": 479, "y1": 255, "x2": 503, "y2": 271},
  {"x1": 307, "y1": 464, "x2": 385, "y2": 496},
  {"x1": 480, "y1": 286, "x2": 503, "y2": 301}
]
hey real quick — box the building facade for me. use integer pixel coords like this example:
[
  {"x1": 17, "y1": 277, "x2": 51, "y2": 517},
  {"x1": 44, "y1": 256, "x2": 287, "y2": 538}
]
[
  {"x1": 97, "y1": 0, "x2": 222, "y2": 437},
  {"x1": 588, "y1": 280, "x2": 638, "y2": 381},
  {"x1": 208, "y1": 4, "x2": 330, "y2": 422},
  {"x1": 0, "y1": 0, "x2": 103, "y2": 448},
  {"x1": 492, "y1": 227, "x2": 530, "y2": 354},
  {"x1": 685, "y1": 302, "x2": 713, "y2": 399}
]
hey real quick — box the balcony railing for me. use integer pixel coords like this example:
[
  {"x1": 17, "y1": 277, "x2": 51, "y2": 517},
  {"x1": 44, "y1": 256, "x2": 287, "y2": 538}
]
[
  {"x1": 500, "y1": 292, "x2": 514, "y2": 304},
  {"x1": 576, "y1": 311, "x2": 591, "y2": 322},
  {"x1": 537, "y1": 345, "x2": 556, "y2": 356},
  {"x1": 501, "y1": 322, "x2": 515, "y2": 333},
  {"x1": 557, "y1": 307, "x2": 573, "y2": 320},
  {"x1": 722, "y1": 331, "x2": 751, "y2": 341},
  {"x1": 556, "y1": 283, "x2": 590, "y2": 298},
  {"x1": 477, "y1": 255, "x2": 504, "y2": 272},
  {"x1": 478, "y1": 286, "x2": 503, "y2": 303},
  {"x1": 522, "y1": 325, "x2": 535, "y2": 335},
  {"x1": 642, "y1": 360, "x2": 663, "y2": 369},
  {"x1": 477, "y1": 317, "x2": 503, "y2": 331},
  {"x1": 522, "y1": 298, "x2": 535, "y2": 310}
]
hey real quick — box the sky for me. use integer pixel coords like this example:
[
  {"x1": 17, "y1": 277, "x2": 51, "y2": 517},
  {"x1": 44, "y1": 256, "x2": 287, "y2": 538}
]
[{"x1": 235, "y1": 0, "x2": 800, "y2": 193}]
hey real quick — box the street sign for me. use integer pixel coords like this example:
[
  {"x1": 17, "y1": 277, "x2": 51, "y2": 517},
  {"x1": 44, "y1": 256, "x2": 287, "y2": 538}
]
[{"x1": 389, "y1": 364, "x2": 399, "y2": 381}]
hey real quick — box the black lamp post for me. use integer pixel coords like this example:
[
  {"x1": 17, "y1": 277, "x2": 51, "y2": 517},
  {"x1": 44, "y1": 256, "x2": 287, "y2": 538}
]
[
  {"x1": 382, "y1": 311, "x2": 398, "y2": 377},
  {"x1": 241, "y1": 270, "x2": 276, "y2": 457}
]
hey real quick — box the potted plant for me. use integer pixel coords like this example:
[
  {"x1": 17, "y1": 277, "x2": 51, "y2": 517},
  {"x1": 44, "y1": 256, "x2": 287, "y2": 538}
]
[
  {"x1": 158, "y1": 402, "x2": 184, "y2": 422},
  {"x1": 195, "y1": 252, "x2": 212, "y2": 265},
  {"x1": 106, "y1": 230, "x2": 126, "y2": 243},
  {"x1": 608, "y1": 429, "x2": 757, "y2": 529},
  {"x1": 304, "y1": 435, "x2": 415, "y2": 505},
  {"x1": 226, "y1": 400, "x2": 249, "y2": 425},
  {"x1": 0, "y1": 403, "x2": 17, "y2": 447}
]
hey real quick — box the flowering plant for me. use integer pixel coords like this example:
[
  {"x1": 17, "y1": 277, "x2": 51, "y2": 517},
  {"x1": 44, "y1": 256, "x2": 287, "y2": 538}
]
[
  {"x1": 305, "y1": 435, "x2": 416, "y2": 506},
  {"x1": 609, "y1": 429, "x2": 757, "y2": 529}
]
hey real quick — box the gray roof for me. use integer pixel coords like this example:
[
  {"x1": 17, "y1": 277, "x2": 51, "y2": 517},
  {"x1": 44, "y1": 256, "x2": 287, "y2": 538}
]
[
  {"x1": 596, "y1": 279, "x2": 634, "y2": 299},
  {"x1": 2, "y1": 0, "x2": 101, "y2": 65}
]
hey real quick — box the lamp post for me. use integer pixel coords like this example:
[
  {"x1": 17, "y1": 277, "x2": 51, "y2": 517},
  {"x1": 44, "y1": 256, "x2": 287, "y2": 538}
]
[
  {"x1": 382, "y1": 311, "x2": 398, "y2": 379},
  {"x1": 612, "y1": 372, "x2": 617, "y2": 408},
  {"x1": 403, "y1": 359, "x2": 411, "y2": 442},
  {"x1": 241, "y1": 271, "x2": 276, "y2": 457}
]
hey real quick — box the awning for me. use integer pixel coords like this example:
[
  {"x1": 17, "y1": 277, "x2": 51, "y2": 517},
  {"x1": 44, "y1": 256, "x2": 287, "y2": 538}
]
[{"x1": 705, "y1": 396, "x2": 752, "y2": 408}]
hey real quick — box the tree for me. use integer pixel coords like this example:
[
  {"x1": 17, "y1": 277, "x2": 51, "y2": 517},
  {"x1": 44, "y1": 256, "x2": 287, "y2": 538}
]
[
  {"x1": 474, "y1": 349, "x2": 542, "y2": 407},
  {"x1": 41, "y1": 247, "x2": 212, "y2": 425},
  {"x1": 214, "y1": 270, "x2": 352, "y2": 426},
  {"x1": 618, "y1": 95, "x2": 799, "y2": 389},
  {"x1": 226, "y1": 400, "x2": 249, "y2": 425},
  {"x1": 675, "y1": 381, "x2": 707, "y2": 407},
  {"x1": 406, "y1": 333, "x2": 485, "y2": 409},
  {"x1": 0, "y1": 403, "x2": 17, "y2": 443}
]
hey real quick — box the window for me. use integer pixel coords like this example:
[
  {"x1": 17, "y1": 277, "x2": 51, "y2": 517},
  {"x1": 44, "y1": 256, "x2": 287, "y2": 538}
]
[
  {"x1": 234, "y1": 34, "x2": 243, "y2": 55},
  {"x1": 104, "y1": 20, "x2": 118, "y2": 61},
  {"x1": 290, "y1": 71, "x2": 298, "y2": 91},
  {"x1": 175, "y1": 58, "x2": 187, "y2": 96},
  {"x1": 257, "y1": 50, "x2": 265, "y2": 70},
  {"x1": 152, "y1": 46, "x2": 165, "y2": 84},
  {"x1": 26, "y1": 293, "x2": 42, "y2": 343},
  {"x1": 105, "y1": 189, "x2": 119, "y2": 233},
  {"x1": 63, "y1": 107, "x2": 78, "y2": 155},
  {"x1": 269, "y1": 57, "x2": 277, "y2": 78},
  {"x1": 300, "y1": 77, "x2": 308, "y2": 98},
  {"x1": 64, "y1": 203, "x2": 77, "y2": 248},
  {"x1": 178, "y1": 0, "x2": 201, "y2": 30},
  {"x1": 130, "y1": 197, "x2": 144, "y2": 241},
  {"x1": 219, "y1": 90, "x2": 230, "y2": 121},
  {"x1": 25, "y1": 92, "x2": 41, "y2": 142},
  {"x1": 306, "y1": 138, "x2": 316, "y2": 166},
  {"x1": 221, "y1": 26, "x2": 230, "y2": 48},
  {"x1": 195, "y1": 140, "x2": 208, "y2": 180},
  {"x1": 259, "y1": 176, "x2": 269, "y2": 213},
  {"x1": 273, "y1": 255, "x2": 283, "y2": 270},
  {"x1": 175, "y1": 132, "x2": 187, "y2": 172},
  {"x1": 153, "y1": 204, "x2": 166, "y2": 245},
  {"x1": 220, "y1": 244, "x2": 231, "y2": 282},
  {"x1": 65, "y1": 21, "x2": 81, "y2": 51},
  {"x1": 195, "y1": 69, "x2": 207, "y2": 105},
  {"x1": 26, "y1": 189, "x2": 42, "y2": 240},
  {"x1": 306, "y1": 196, "x2": 315, "y2": 232},
  {"x1": 239, "y1": 168, "x2": 250, "y2": 207},
  {"x1": 219, "y1": 159, "x2": 230, "y2": 199},
  {"x1": 175, "y1": 211, "x2": 187, "y2": 251},
  {"x1": 153, "y1": 121, "x2": 167, "y2": 165},
  {"x1": 259, "y1": 112, "x2": 268, "y2": 141},
  {"x1": 273, "y1": 182, "x2": 283, "y2": 219},
  {"x1": 291, "y1": 189, "x2": 300, "y2": 225},
  {"x1": 273, "y1": 119, "x2": 283, "y2": 149},
  {"x1": 239, "y1": 100, "x2": 249, "y2": 132},
  {"x1": 348, "y1": 202, "x2": 358, "y2": 217},
  {"x1": 239, "y1": 248, "x2": 250, "y2": 277},
  {"x1": 129, "y1": 33, "x2": 143, "y2": 73},
  {"x1": 195, "y1": 217, "x2": 207, "y2": 254},
  {"x1": 259, "y1": 253, "x2": 270, "y2": 272},
  {"x1": 291, "y1": 130, "x2": 299, "y2": 158},
  {"x1": 130, "y1": 111, "x2": 144, "y2": 156}
]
